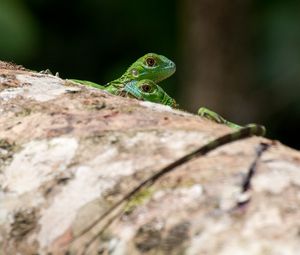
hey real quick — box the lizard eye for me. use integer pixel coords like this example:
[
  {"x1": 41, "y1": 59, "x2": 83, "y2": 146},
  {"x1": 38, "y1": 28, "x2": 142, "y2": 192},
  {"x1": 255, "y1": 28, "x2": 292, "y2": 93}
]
[
  {"x1": 145, "y1": 57, "x2": 156, "y2": 67},
  {"x1": 141, "y1": 84, "x2": 152, "y2": 93}
]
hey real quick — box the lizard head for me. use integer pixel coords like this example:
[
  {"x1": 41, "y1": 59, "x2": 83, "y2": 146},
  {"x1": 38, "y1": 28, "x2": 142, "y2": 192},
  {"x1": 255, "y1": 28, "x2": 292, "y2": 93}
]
[
  {"x1": 124, "y1": 79, "x2": 177, "y2": 108},
  {"x1": 123, "y1": 53, "x2": 176, "y2": 83}
]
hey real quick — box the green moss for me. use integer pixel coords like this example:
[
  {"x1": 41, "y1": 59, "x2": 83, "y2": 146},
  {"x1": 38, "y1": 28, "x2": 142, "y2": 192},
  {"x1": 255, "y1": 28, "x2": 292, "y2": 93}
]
[
  {"x1": 124, "y1": 187, "x2": 155, "y2": 214},
  {"x1": 15, "y1": 107, "x2": 32, "y2": 117}
]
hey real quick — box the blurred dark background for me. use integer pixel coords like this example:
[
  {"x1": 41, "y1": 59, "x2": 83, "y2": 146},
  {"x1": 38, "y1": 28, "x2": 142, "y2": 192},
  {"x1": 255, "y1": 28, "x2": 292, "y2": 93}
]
[{"x1": 1, "y1": 0, "x2": 300, "y2": 149}]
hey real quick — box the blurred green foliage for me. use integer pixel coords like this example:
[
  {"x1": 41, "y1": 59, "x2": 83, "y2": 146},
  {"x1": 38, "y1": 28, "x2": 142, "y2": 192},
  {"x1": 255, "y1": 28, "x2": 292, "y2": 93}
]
[
  {"x1": 255, "y1": 0, "x2": 300, "y2": 148},
  {"x1": 0, "y1": 0, "x2": 39, "y2": 60},
  {"x1": 0, "y1": 0, "x2": 300, "y2": 149}
]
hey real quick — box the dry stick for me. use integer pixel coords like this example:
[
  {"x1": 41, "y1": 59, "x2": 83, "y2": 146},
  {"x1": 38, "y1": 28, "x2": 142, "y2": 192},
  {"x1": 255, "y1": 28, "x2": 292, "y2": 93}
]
[{"x1": 73, "y1": 125, "x2": 266, "y2": 248}]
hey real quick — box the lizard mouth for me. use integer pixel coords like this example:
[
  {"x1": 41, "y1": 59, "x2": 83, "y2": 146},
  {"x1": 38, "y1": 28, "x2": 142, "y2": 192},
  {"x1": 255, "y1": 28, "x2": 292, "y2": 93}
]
[{"x1": 118, "y1": 90, "x2": 136, "y2": 99}]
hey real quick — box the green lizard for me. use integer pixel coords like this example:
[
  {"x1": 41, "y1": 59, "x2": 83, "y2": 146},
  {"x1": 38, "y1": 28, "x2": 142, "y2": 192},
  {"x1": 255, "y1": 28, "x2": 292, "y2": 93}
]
[
  {"x1": 68, "y1": 53, "x2": 265, "y2": 135},
  {"x1": 70, "y1": 52, "x2": 176, "y2": 94},
  {"x1": 124, "y1": 79, "x2": 178, "y2": 107}
]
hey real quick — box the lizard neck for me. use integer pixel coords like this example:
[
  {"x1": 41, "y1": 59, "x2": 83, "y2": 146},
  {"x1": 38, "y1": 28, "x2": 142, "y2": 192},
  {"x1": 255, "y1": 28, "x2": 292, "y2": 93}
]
[
  {"x1": 115, "y1": 72, "x2": 134, "y2": 84},
  {"x1": 104, "y1": 80, "x2": 126, "y2": 95}
]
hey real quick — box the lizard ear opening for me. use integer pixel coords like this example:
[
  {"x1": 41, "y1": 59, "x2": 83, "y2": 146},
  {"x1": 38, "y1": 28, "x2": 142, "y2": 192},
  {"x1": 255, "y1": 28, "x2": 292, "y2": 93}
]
[{"x1": 131, "y1": 68, "x2": 139, "y2": 77}]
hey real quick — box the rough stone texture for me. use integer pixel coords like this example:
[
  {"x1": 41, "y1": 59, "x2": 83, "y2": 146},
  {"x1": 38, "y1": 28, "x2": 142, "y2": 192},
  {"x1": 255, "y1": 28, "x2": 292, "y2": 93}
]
[{"x1": 0, "y1": 64, "x2": 300, "y2": 255}]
